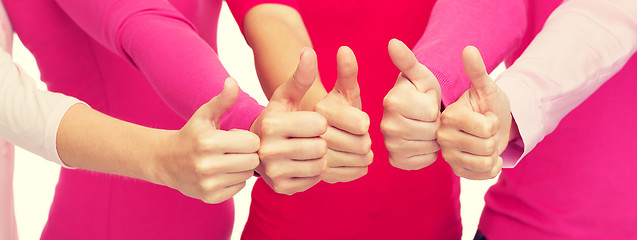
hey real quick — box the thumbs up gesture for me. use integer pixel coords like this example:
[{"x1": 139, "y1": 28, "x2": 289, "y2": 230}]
[
  {"x1": 157, "y1": 78, "x2": 260, "y2": 204},
  {"x1": 315, "y1": 46, "x2": 373, "y2": 184},
  {"x1": 437, "y1": 46, "x2": 511, "y2": 180},
  {"x1": 251, "y1": 48, "x2": 328, "y2": 195},
  {"x1": 381, "y1": 39, "x2": 442, "y2": 170}
]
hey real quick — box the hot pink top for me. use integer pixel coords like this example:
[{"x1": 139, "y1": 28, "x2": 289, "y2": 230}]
[
  {"x1": 3, "y1": 0, "x2": 264, "y2": 239},
  {"x1": 228, "y1": 0, "x2": 534, "y2": 239},
  {"x1": 480, "y1": 1, "x2": 637, "y2": 239}
]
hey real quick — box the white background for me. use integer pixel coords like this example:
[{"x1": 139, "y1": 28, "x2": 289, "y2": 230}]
[{"x1": 11, "y1": 3, "x2": 503, "y2": 240}]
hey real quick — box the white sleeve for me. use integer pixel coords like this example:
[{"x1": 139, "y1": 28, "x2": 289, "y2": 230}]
[
  {"x1": 0, "y1": 50, "x2": 83, "y2": 167},
  {"x1": 496, "y1": 0, "x2": 637, "y2": 167}
]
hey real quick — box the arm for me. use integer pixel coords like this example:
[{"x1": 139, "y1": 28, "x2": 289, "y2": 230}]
[
  {"x1": 228, "y1": 1, "x2": 327, "y2": 110},
  {"x1": 2, "y1": 41, "x2": 259, "y2": 202},
  {"x1": 383, "y1": 0, "x2": 529, "y2": 171},
  {"x1": 230, "y1": 1, "x2": 372, "y2": 184},
  {"x1": 413, "y1": 0, "x2": 529, "y2": 107},
  {"x1": 436, "y1": 0, "x2": 637, "y2": 180},
  {"x1": 496, "y1": 0, "x2": 637, "y2": 167},
  {"x1": 54, "y1": 0, "x2": 262, "y2": 130}
]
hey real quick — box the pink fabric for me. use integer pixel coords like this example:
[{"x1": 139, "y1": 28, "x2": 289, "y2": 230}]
[
  {"x1": 227, "y1": 0, "x2": 299, "y2": 33},
  {"x1": 413, "y1": 0, "x2": 529, "y2": 107},
  {"x1": 480, "y1": 0, "x2": 637, "y2": 239},
  {"x1": 3, "y1": 0, "x2": 262, "y2": 239},
  {"x1": 0, "y1": 140, "x2": 17, "y2": 240},
  {"x1": 229, "y1": 0, "x2": 532, "y2": 239}
]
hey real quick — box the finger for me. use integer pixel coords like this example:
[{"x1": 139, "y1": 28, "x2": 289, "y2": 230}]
[
  {"x1": 315, "y1": 102, "x2": 370, "y2": 135},
  {"x1": 322, "y1": 166, "x2": 368, "y2": 183},
  {"x1": 264, "y1": 157, "x2": 326, "y2": 179},
  {"x1": 261, "y1": 111, "x2": 327, "y2": 138},
  {"x1": 381, "y1": 110, "x2": 439, "y2": 141},
  {"x1": 270, "y1": 48, "x2": 318, "y2": 110},
  {"x1": 385, "y1": 138, "x2": 440, "y2": 159},
  {"x1": 463, "y1": 46, "x2": 496, "y2": 111},
  {"x1": 442, "y1": 149, "x2": 499, "y2": 173},
  {"x1": 197, "y1": 130, "x2": 260, "y2": 154},
  {"x1": 440, "y1": 104, "x2": 496, "y2": 138},
  {"x1": 449, "y1": 156, "x2": 503, "y2": 180},
  {"x1": 194, "y1": 153, "x2": 259, "y2": 174},
  {"x1": 334, "y1": 46, "x2": 361, "y2": 106},
  {"x1": 259, "y1": 138, "x2": 327, "y2": 161},
  {"x1": 384, "y1": 78, "x2": 440, "y2": 121},
  {"x1": 192, "y1": 78, "x2": 239, "y2": 129},
  {"x1": 202, "y1": 181, "x2": 246, "y2": 204},
  {"x1": 270, "y1": 176, "x2": 322, "y2": 195},
  {"x1": 323, "y1": 126, "x2": 371, "y2": 155},
  {"x1": 436, "y1": 127, "x2": 497, "y2": 156},
  {"x1": 389, "y1": 153, "x2": 437, "y2": 170},
  {"x1": 201, "y1": 171, "x2": 254, "y2": 190},
  {"x1": 326, "y1": 149, "x2": 373, "y2": 167},
  {"x1": 388, "y1": 39, "x2": 439, "y2": 93}
]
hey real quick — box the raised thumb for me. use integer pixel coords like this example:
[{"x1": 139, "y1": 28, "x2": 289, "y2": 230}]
[
  {"x1": 194, "y1": 77, "x2": 239, "y2": 129},
  {"x1": 270, "y1": 47, "x2": 318, "y2": 110},
  {"x1": 334, "y1": 46, "x2": 361, "y2": 107},
  {"x1": 388, "y1": 39, "x2": 438, "y2": 93},
  {"x1": 462, "y1": 46, "x2": 495, "y2": 98}
]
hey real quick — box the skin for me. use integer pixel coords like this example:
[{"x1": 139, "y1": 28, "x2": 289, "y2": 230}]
[
  {"x1": 436, "y1": 46, "x2": 519, "y2": 180},
  {"x1": 58, "y1": 78, "x2": 260, "y2": 204},
  {"x1": 244, "y1": 4, "x2": 372, "y2": 184},
  {"x1": 381, "y1": 39, "x2": 442, "y2": 170},
  {"x1": 58, "y1": 49, "x2": 331, "y2": 200},
  {"x1": 250, "y1": 48, "x2": 329, "y2": 195}
]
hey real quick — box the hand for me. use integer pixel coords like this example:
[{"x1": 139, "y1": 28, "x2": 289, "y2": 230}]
[
  {"x1": 315, "y1": 46, "x2": 373, "y2": 183},
  {"x1": 251, "y1": 48, "x2": 328, "y2": 195},
  {"x1": 437, "y1": 46, "x2": 511, "y2": 180},
  {"x1": 155, "y1": 78, "x2": 260, "y2": 204},
  {"x1": 381, "y1": 39, "x2": 442, "y2": 170}
]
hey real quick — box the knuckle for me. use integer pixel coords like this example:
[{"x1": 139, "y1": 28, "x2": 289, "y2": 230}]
[
  {"x1": 245, "y1": 133, "x2": 261, "y2": 152},
  {"x1": 354, "y1": 136, "x2": 372, "y2": 155},
  {"x1": 247, "y1": 154, "x2": 261, "y2": 170},
  {"x1": 314, "y1": 101, "x2": 329, "y2": 114},
  {"x1": 484, "y1": 138, "x2": 496, "y2": 154},
  {"x1": 258, "y1": 145, "x2": 278, "y2": 160},
  {"x1": 264, "y1": 166, "x2": 284, "y2": 179},
  {"x1": 272, "y1": 182, "x2": 294, "y2": 195},
  {"x1": 260, "y1": 117, "x2": 278, "y2": 136},
  {"x1": 383, "y1": 93, "x2": 401, "y2": 111}
]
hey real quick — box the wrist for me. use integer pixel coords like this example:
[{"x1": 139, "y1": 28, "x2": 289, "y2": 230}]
[{"x1": 143, "y1": 129, "x2": 178, "y2": 187}]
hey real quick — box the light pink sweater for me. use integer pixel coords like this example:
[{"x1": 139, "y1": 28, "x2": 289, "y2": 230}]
[{"x1": 481, "y1": 0, "x2": 637, "y2": 239}]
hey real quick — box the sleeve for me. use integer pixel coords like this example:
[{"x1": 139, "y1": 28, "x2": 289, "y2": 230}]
[
  {"x1": 412, "y1": 0, "x2": 529, "y2": 107},
  {"x1": 225, "y1": 0, "x2": 299, "y2": 33},
  {"x1": 0, "y1": 51, "x2": 82, "y2": 167},
  {"x1": 495, "y1": 0, "x2": 637, "y2": 167},
  {"x1": 53, "y1": 0, "x2": 263, "y2": 130}
]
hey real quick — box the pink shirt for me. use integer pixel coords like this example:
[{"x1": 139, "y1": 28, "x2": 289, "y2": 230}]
[
  {"x1": 228, "y1": 0, "x2": 534, "y2": 239},
  {"x1": 481, "y1": 0, "x2": 637, "y2": 239},
  {"x1": 3, "y1": 0, "x2": 263, "y2": 238}
]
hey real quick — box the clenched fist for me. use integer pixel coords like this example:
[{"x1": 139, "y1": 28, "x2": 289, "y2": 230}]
[
  {"x1": 316, "y1": 46, "x2": 373, "y2": 183},
  {"x1": 382, "y1": 39, "x2": 442, "y2": 170},
  {"x1": 252, "y1": 48, "x2": 328, "y2": 195},
  {"x1": 437, "y1": 46, "x2": 512, "y2": 180}
]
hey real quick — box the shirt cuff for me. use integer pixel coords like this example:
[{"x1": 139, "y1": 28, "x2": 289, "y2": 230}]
[{"x1": 45, "y1": 100, "x2": 87, "y2": 169}]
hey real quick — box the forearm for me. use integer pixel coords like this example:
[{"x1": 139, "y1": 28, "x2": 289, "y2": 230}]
[
  {"x1": 497, "y1": 0, "x2": 637, "y2": 167},
  {"x1": 56, "y1": 103, "x2": 171, "y2": 184},
  {"x1": 54, "y1": 0, "x2": 262, "y2": 130},
  {"x1": 413, "y1": 0, "x2": 528, "y2": 107},
  {"x1": 243, "y1": 4, "x2": 326, "y2": 110}
]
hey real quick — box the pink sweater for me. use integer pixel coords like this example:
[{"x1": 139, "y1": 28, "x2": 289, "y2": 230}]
[
  {"x1": 480, "y1": 0, "x2": 637, "y2": 239},
  {"x1": 3, "y1": 0, "x2": 263, "y2": 239},
  {"x1": 228, "y1": 0, "x2": 534, "y2": 239}
]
